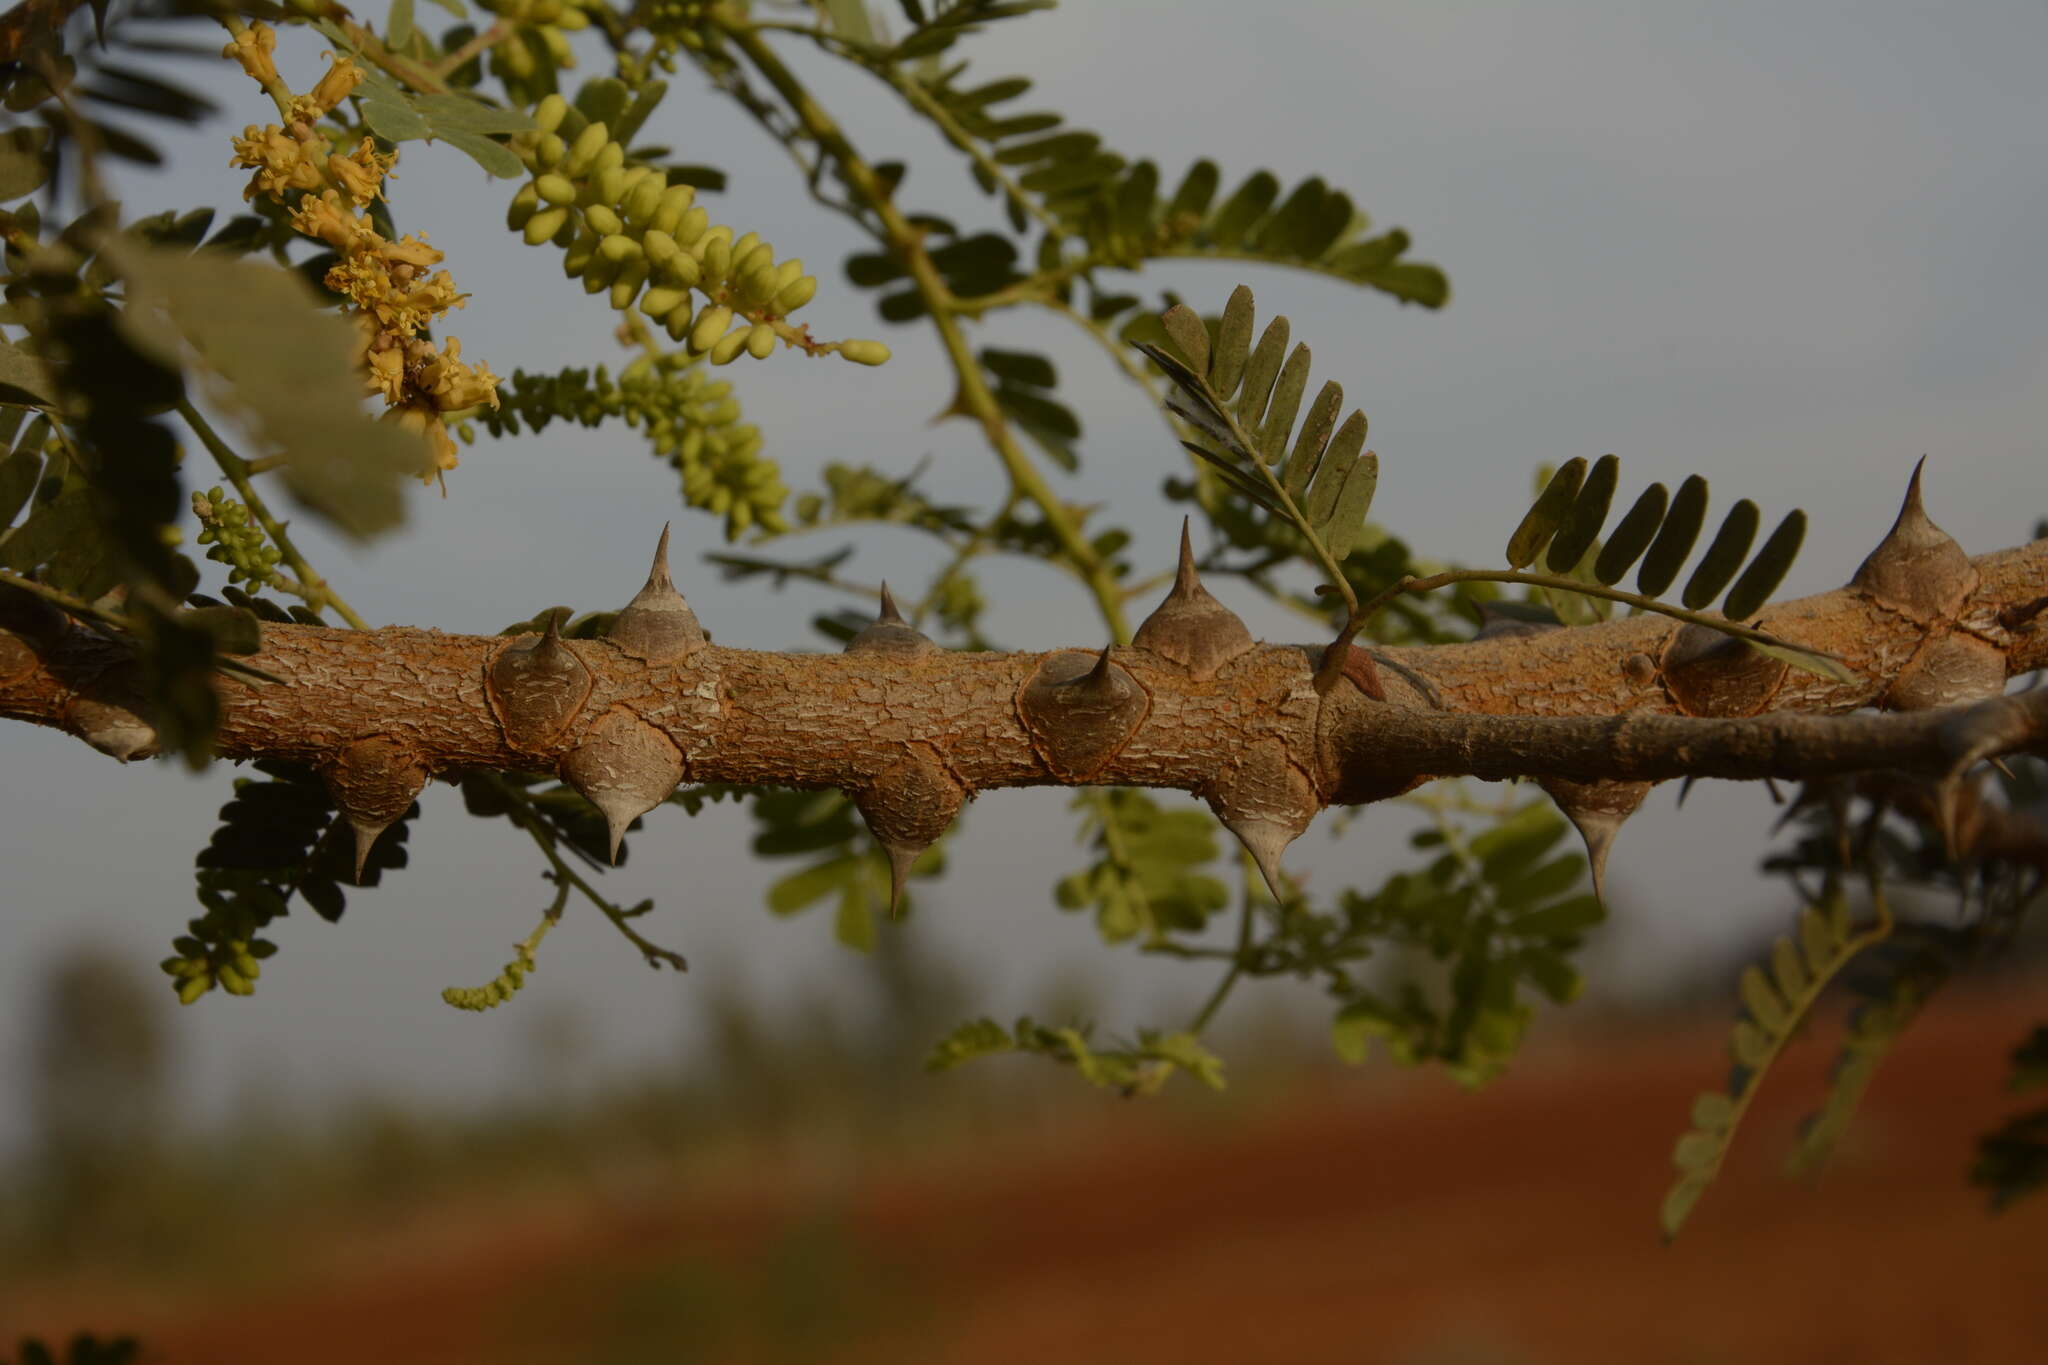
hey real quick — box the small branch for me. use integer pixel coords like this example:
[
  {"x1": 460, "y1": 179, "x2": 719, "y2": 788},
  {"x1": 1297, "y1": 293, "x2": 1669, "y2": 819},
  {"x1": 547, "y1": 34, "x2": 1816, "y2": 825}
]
[
  {"x1": 433, "y1": 20, "x2": 510, "y2": 77},
  {"x1": 176, "y1": 400, "x2": 371, "y2": 631}
]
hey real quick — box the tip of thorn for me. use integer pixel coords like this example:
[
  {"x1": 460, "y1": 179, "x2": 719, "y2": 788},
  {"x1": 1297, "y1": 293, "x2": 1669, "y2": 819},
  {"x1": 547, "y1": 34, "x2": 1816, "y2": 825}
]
[
  {"x1": 350, "y1": 819, "x2": 388, "y2": 884},
  {"x1": 1175, "y1": 518, "x2": 1200, "y2": 594},
  {"x1": 878, "y1": 581, "x2": 904, "y2": 623},
  {"x1": 885, "y1": 842, "x2": 920, "y2": 915},
  {"x1": 1087, "y1": 642, "x2": 1116, "y2": 682},
  {"x1": 647, "y1": 523, "x2": 675, "y2": 590}
]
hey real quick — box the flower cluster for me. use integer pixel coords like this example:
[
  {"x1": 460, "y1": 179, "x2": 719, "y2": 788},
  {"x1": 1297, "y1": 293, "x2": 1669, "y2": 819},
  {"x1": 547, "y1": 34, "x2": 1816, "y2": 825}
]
[{"x1": 224, "y1": 23, "x2": 500, "y2": 482}]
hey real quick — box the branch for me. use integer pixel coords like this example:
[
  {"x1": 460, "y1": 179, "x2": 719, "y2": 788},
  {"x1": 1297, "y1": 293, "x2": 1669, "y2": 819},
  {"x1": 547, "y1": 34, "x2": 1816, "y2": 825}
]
[{"x1": 4, "y1": 511, "x2": 2041, "y2": 893}]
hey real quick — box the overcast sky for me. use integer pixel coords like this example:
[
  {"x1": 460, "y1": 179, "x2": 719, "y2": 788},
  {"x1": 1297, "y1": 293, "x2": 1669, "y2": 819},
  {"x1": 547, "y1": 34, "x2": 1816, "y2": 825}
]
[{"x1": 2, "y1": 0, "x2": 2043, "y2": 1150}]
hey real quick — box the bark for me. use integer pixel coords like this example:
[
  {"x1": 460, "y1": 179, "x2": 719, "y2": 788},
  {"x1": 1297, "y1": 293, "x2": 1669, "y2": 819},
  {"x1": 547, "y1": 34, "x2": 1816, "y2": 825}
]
[{"x1": 2, "y1": 517, "x2": 2044, "y2": 876}]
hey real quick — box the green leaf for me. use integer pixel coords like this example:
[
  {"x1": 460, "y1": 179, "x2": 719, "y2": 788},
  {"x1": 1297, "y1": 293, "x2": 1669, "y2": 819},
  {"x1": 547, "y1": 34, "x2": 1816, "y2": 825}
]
[
  {"x1": 1721, "y1": 508, "x2": 1806, "y2": 621},
  {"x1": 1506, "y1": 895, "x2": 1603, "y2": 938},
  {"x1": 765, "y1": 855, "x2": 858, "y2": 913},
  {"x1": 1770, "y1": 935, "x2": 1808, "y2": 1001},
  {"x1": 435, "y1": 130, "x2": 525, "y2": 178},
  {"x1": 1208, "y1": 170, "x2": 1279, "y2": 247},
  {"x1": 1672, "y1": 1129, "x2": 1720, "y2": 1172},
  {"x1": 388, "y1": 0, "x2": 415, "y2": 48},
  {"x1": 0, "y1": 125, "x2": 53, "y2": 199},
  {"x1": 1637, "y1": 473, "x2": 1708, "y2": 598},
  {"x1": 1545, "y1": 452, "x2": 1619, "y2": 573},
  {"x1": 1323, "y1": 449, "x2": 1379, "y2": 558},
  {"x1": 1690, "y1": 1091, "x2": 1735, "y2": 1131},
  {"x1": 415, "y1": 93, "x2": 534, "y2": 136},
  {"x1": 1593, "y1": 482, "x2": 1668, "y2": 585},
  {"x1": 106, "y1": 242, "x2": 426, "y2": 538},
  {"x1": 1232, "y1": 317, "x2": 1289, "y2": 429},
  {"x1": 0, "y1": 338, "x2": 54, "y2": 407},
  {"x1": 1209, "y1": 284, "x2": 1255, "y2": 398},
  {"x1": 1739, "y1": 963, "x2": 1789, "y2": 1033},
  {"x1": 1661, "y1": 1174, "x2": 1710, "y2": 1239},
  {"x1": 1505, "y1": 457, "x2": 1587, "y2": 569},
  {"x1": 358, "y1": 93, "x2": 431, "y2": 142},
  {"x1": 926, "y1": 1017, "x2": 1014, "y2": 1072},
  {"x1": 1681, "y1": 498, "x2": 1759, "y2": 610},
  {"x1": 835, "y1": 881, "x2": 876, "y2": 952}
]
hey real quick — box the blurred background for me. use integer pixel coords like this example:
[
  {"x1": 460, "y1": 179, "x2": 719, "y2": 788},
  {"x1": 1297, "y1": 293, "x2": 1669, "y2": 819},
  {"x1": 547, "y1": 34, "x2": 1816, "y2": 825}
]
[{"x1": 3, "y1": 0, "x2": 2045, "y2": 1360}]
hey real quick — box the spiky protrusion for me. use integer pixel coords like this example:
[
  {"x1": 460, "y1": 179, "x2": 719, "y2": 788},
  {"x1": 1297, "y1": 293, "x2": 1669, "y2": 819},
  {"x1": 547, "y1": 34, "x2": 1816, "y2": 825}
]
[
  {"x1": 487, "y1": 612, "x2": 593, "y2": 751},
  {"x1": 846, "y1": 583, "x2": 937, "y2": 656},
  {"x1": 1206, "y1": 738, "x2": 1319, "y2": 904},
  {"x1": 853, "y1": 754, "x2": 967, "y2": 912},
  {"x1": 1131, "y1": 520, "x2": 1254, "y2": 680},
  {"x1": 560, "y1": 711, "x2": 685, "y2": 864},
  {"x1": 1016, "y1": 645, "x2": 1150, "y2": 782},
  {"x1": 607, "y1": 524, "x2": 706, "y2": 665},
  {"x1": 1851, "y1": 459, "x2": 1978, "y2": 620},
  {"x1": 1539, "y1": 777, "x2": 1651, "y2": 905},
  {"x1": 323, "y1": 736, "x2": 429, "y2": 882},
  {"x1": 65, "y1": 692, "x2": 158, "y2": 762}
]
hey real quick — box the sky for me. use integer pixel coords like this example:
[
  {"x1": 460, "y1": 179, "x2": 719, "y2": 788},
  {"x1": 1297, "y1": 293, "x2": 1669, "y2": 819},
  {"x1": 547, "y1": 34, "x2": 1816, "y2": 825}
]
[{"x1": 1, "y1": 0, "x2": 2044, "y2": 1150}]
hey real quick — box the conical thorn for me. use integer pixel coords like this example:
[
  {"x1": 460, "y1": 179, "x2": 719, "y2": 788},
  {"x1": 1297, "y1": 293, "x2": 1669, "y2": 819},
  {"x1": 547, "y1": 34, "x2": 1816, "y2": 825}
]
[
  {"x1": 1226, "y1": 816, "x2": 1296, "y2": 905},
  {"x1": 1544, "y1": 778, "x2": 1649, "y2": 906},
  {"x1": 649, "y1": 522, "x2": 675, "y2": 591},
  {"x1": 1085, "y1": 642, "x2": 1117, "y2": 688},
  {"x1": 1174, "y1": 516, "x2": 1200, "y2": 597},
  {"x1": 351, "y1": 816, "x2": 394, "y2": 884},
  {"x1": 884, "y1": 841, "x2": 922, "y2": 915},
  {"x1": 877, "y1": 581, "x2": 905, "y2": 624}
]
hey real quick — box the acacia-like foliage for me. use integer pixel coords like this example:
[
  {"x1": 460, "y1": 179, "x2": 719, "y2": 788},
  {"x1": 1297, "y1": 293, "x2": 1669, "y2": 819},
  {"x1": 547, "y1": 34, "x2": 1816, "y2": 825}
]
[{"x1": 0, "y1": 0, "x2": 2042, "y2": 1242}]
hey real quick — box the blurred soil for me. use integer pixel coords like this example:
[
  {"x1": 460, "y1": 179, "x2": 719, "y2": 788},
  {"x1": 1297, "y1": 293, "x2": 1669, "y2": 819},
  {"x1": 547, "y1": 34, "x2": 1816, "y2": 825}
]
[{"x1": 7, "y1": 985, "x2": 2045, "y2": 1365}]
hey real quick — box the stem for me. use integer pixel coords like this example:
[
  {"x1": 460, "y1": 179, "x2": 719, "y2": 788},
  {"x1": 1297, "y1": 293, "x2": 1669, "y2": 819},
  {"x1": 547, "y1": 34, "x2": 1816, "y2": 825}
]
[
  {"x1": 1189, "y1": 891, "x2": 1256, "y2": 1033},
  {"x1": 500, "y1": 778, "x2": 689, "y2": 971},
  {"x1": 219, "y1": 15, "x2": 296, "y2": 121},
  {"x1": 176, "y1": 400, "x2": 371, "y2": 631},
  {"x1": 433, "y1": 20, "x2": 510, "y2": 76},
  {"x1": 713, "y1": 11, "x2": 1130, "y2": 641},
  {"x1": 1351, "y1": 568, "x2": 1848, "y2": 671},
  {"x1": 882, "y1": 67, "x2": 1068, "y2": 239}
]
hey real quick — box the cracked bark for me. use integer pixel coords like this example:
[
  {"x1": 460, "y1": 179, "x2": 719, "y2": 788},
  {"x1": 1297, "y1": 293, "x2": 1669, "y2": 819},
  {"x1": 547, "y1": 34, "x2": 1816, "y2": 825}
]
[{"x1": 2, "y1": 530, "x2": 2044, "y2": 886}]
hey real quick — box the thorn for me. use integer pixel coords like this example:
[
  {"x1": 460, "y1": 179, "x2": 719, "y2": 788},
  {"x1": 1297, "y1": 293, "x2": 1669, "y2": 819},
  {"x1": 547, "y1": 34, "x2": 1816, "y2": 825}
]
[
  {"x1": 351, "y1": 817, "x2": 393, "y2": 884},
  {"x1": 1223, "y1": 816, "x2": 1295, "y2": 905},
  {"x1": 1989, "y1": 756, "x2": 2017, "y2": 783},
  {"x1": 884, "y1": 841, "x2": 920, "y2": 915},
  {"x1": 1675, "y1": 775, "x2": 1697, "y2": 809},
  {"x1": 1085, "y1": 642, "x2": 1116, "y2": 687},
  {"x1": 1544, "y1": 778, "x2": 1650, "y2": 905},
  {"x1": 877, "y1": 581, "x2": 905, "y2": 624},
  {"x1": 846, "y1": 581, "x2": 936, "y2": 654},
  {"x1": 1175, "y1": 515, "x2": 1200, "y2": 596},
  {"x1": 648, "y1": 521, "x2": 675, "y2": 591}
]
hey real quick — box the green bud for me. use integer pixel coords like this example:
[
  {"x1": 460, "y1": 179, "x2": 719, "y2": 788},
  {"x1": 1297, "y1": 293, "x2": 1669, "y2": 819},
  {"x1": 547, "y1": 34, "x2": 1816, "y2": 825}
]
[
  {"x1": 563, "y1": 121, "x2": 610, "y2": 177},
  {"x1": 536, "y1": 132, "x2": 566, "y2": 168},
  {"x1": 772, "y1": 275, "x2": 818, "y2": 313},
  {"x1": 650, "y1": 185, "x2": 695, "y2": 235},
  {"x1": 596, "y1": 233, "x2": 642, "y2": 265},
  {"x1": 535, "y1": 173, "x2": 577, "y2": 207},
  {"x1": 534, "y1": 93, "x2": 570, "y2": 135},
  {"x1": 642, "y1": 228, "x2": 680, "y2": 268},
  {"x1": 701, "y1": 236, "x2": 732, "y2": 283},
  {"x1": 176, "y1": 975, "x2": 211, "y2": 1005},
  {"x1": 584, "y1": 203, "x2": 625, "y2": 237},
  {"x1": 772, "y1": 259, "x2": 804, "y2": 290},
  {"x1": 735, "y1": 242, "x2": 774, "y2": 280},
  {"x1": 623, "y1": 175, "x2": 664, "y2": 225},
  {"x1": 562, "y1": 228, "x2": 598, "y2": 276},
  {"x1": 522, "y1": 206, "x2": 569, "y2": 246},
  {"x1": 675, "y1": 205, "x2": 709, "y2": 246},
  {"x1": 665, "y1": 306, "x2": 693, "y2": 343},
  {"x1": 640, "y1": 285, "x2": 689, "y2": 318},
  {"x1": 730, "y1": 230, "x2": 760, "y2": 259},
  {"x1": 744, "y1": 323, "x2": 777, "y2": 360},
  {"x1": 592, "y1": 166, "x2": 625, "y2": 208},
  {"x1": 610, "y1": 262, "x2": 648, "y2": 310},
  {"x1": 556, "y1": 4, "x2": 589, "y2": 28},
  {"x1": 217, "y1": 964, "x2": 253, "y2": 996},
  {"x1": 838, "y1": 339, "x2": 892, "y2": 367},
  {"x1": 506, "y1": 182, "x2": 541, "y2": 229},
  {"x1": 690, "y1": 305, "x2": 734, "y2": 353},
  {"x1": 708, "y1": 326, "x2": 750, "y2": 366},
  {"x1": 592, "y1": 140, "x2": 625, "y2": 176},
  {"x1": 583, "y1": 254, "x2": 622, "y2": 293}
]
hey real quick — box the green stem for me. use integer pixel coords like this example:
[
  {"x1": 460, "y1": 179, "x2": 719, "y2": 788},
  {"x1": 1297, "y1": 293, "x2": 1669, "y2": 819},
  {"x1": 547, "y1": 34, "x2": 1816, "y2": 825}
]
[
  {"x1": 1189, "y1": 892, "x2": 1257, "y2": 1033},
  {"x1": 713, "y1": 11, "x2": 1129, "y2": 641},
  {"x1": 881, "y1": 68, "x2": 1068, "y2": 239},
  {"x1": 176, "y1": 400, "x2": 370, "y2": 631}
]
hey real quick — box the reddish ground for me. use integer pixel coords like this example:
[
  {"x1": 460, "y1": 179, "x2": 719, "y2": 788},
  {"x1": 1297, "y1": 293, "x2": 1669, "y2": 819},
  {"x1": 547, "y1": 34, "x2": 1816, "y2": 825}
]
[{"x1": 9, "y1": 987, "x2": 2045, "y2": 1365}]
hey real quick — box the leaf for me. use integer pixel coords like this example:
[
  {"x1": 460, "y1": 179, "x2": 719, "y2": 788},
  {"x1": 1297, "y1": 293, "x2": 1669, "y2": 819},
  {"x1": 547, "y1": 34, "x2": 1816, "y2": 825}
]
[
  {"x1": 1681, "y1": 499, "x2": 1759, "y2": 610},
  {"x1": 1740, "y1": 963, "x2": 1789, "y2": 1032},
  {"x1": 926, "y1": 1017, "x2": 1015, "y2": 1072},
  {"x1": 1209, "y1": 285, "x2": 1255, "y2": 398},
  {"x1": 1637, "y1": 474, "x2": 1708, "y2": 598},
  {"x1": 416, "y1": 94, "x2": 534, "y2": 136},
  {"x1": 0, "y1": 338, "x2": 54, "y2": 407},
  {"x1": 1158, "y1": 303, "x2": 1209, "y2": 374},
  {"x1": 1232, "y1": 318, "x2": 1289, "y2": 429},
  {"x1": 1506, "y1": 895, "x2": 1603, "y2": 939},
  {"x1": 388, "y1": 0, "x2": 415, "y2": 47},
  {"x1": 1255, "y1": 343, "x2": 1313, "y2": 465},
  {"x1": 434, "y1": 130, "x2": 525, "y2": 179},
  {"x1": 835, "y1": 881, "x2": 876, "y2": 952},
  {"x1": 1323, "y1": 450, "x2": 1379, "y2": 558},
  {"x1": 0, "y1": 125, "x2": 53, "y2": 199},
  {"x1": 1721, "y1": 508, "x2": 1806, "y2": 621},
  {"x1": 358, "y1": 93, "x2": 432, "y2": 142},
  {"x1": 1544, "y1": 453, "x2": 1619, "y2": 573},
  {"x1": 1593, "y1": 482, "x2": 1668, "y2": 585},
  {"x1": 106, "y1": 242, "x2": 426, "y2": 538},
  {"x1": 1505, "y1": 457, "x2": 1587, "y2": 569},
  {"x1": 1661, "y1": 1175, "x2": 1710, "y2": 1239}
]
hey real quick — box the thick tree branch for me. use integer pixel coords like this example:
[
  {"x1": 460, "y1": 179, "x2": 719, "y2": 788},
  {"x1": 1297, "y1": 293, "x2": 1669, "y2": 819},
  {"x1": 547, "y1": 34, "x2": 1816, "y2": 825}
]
[{"x1": 4, "y1": 502, "x2": 2043, "y2": 893}]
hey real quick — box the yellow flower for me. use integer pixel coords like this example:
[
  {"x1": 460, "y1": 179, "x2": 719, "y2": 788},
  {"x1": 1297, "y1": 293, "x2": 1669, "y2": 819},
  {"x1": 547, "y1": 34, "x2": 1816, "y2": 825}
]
[
  {"x1": 327, "y1": 139, "x2": 392, "y2": 208},
  {"x1": 229, "y1": 124, "x2": 323, "y2": 200},
  {"x1": 290, "y1": 190, "x2": 375, "y2": 253},
  {"x1": 221, "y1": 22, "x2": 279, "y2": 88},
  {"x1": 419, "y1": 337, "x2": 502, "y2": 411},
  {"x1": 308, "y1": 54, "x2": 364, "y2": 114},
  {"x1": 364, "y1": 341, "x2": 407, "y2": 404}
]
